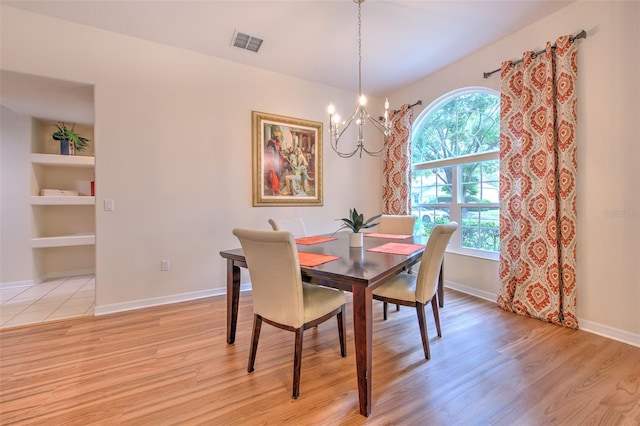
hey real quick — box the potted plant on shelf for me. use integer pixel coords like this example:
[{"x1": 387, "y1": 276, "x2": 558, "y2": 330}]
[
  {"x1": 51, "y1": 122, "x2": 90, "y2": 155},
  {"x1": 336, "y1": 208, "x2": 381, "y2": 247}
]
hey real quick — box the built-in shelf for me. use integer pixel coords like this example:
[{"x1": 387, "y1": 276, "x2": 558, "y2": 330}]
[
  {"x1": 30, "y1": 196, "x2": 95, "y2": 205},
  {"x1": 30, "y1": 148, "x2": 96, "y2": 251},
  {"x1": 20, "y1": 114, "x2": 96, "y2": 280},
  {"x1": 31, "y1": 234, "x2": 96, "y2": 248},
  {"x1": 31, "y1": 153, "x2": 94, "y2": 167}
]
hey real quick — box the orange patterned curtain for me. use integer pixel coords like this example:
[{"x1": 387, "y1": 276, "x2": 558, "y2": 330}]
[
  {"x1": 497, "y1": 35, "x2": 579, "y2": 329},
  {"x1": 382, "y1": 104, "x2": 413, "y2": 215}
]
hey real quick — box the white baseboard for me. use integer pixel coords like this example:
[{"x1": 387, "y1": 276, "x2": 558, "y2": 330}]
[
  {"x1": 578, "y1": 319, "x2": 640, "y2": 348},
  {"x1": 444, "y1": 280, "x2": 640, "y2": 348},
  {"x1": 445, "y1": 279, "x2": 497, "y2": 303},
  {"x1": 1, "y1": 270, "x2": 96, "y2": 289},
  {"x1": 94, "y1": 283, "x2": 252, "y2": 316},
  {"x1": 0, "y1": 280, "x2": 34, "y2": 290},
  {"x1": 72, "y1": 279, "x2": 640, "y2": 349},
  {"x1": 36, "y1": 269, "x2": 95, "y2": 284}
]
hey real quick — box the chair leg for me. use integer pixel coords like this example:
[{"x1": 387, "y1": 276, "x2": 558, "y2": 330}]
[
  {"x1": 292, "y1": 328, "x2": 304, "y2": 399},
  {"x1": 438, "y1": 262, "x2": 444, "y2": 308},
  {"x1": 248, "y1": 314, "x2": 262, "y2": 373},
  {"x1": 382, "y1": 301, "x2": 400, "y2": 319},
  {"x1": 337, "y1": 306, "x2": 347, "y2": 357},
  {"x1": 431, "y1": 295, "x2": 442, "y2": 337},
  {"x1": 416, "y1": 302, "x2": 431, "y2": 359}
]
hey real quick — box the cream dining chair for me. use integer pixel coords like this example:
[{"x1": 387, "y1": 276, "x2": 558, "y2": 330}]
[
  {"x1": 378, "y1": 214, "x2": 416, "y2": 235},
  {"x1": 232, "y1": 227, "x2": 346, "y2": 399},
  {"x1": 372, "y1": 222, "x2": 458, "y2": 359},
  {"x1": 268, "y1": 217, "x2": 308, "y2": 238},
  {"x1": 379, "y1": 214, "x2": 447, "y2": 309},
  {"x1": 377, "y1": 214, "x2": 417, "y2": 314}
]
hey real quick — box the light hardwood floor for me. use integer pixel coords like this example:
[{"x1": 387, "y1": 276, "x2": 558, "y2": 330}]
[{"x1": 1, "y1": 289, "x2": 638, "y2": 425}]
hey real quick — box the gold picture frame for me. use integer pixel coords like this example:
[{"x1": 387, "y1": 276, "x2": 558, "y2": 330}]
[{"x1": 252, "y1": 111, "x2": 323, "y2": 206}]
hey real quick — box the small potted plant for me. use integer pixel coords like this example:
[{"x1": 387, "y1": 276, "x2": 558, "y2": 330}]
[
  {"x1": 336, "y1": 208, "x2": 381, "y2": 247},
  {"x1": 52, "y1": 122, "x2": 90, "y2": 155}
]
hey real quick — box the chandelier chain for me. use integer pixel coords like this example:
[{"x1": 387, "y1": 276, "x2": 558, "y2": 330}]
[{"x1": 358, "y1": 0, "x2": 362, "y2": 95}]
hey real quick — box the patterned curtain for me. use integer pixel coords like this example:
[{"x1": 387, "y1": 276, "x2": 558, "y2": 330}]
[
  {"x1": 497, "y1": 35, "x2": 579, "y2": 329},
  {"x1": 382, "y1": 104, "x2": 413, "y2": 215}
]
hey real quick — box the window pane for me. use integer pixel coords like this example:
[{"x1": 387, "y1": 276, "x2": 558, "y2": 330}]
[
  {"x1": 461, "y1": 207, "x2": 500, "y2": 251},
  {"x1": 480, "y1": 160, "x2": 499, "y2": 203},
  {"x1": 461, "y1": 160, "x2": 499, "y2": 203},
  {"x1": 412, "y1": 166, "x2": 452, "y2": 238},
  {"x1": 413, "y1": 207, "x2": 450, "y2": 237},
  {"x1": 412, "y1": 92, "x2": 499, "y2": 164},
  {"x1": 411, "y1": 167, "x2": 452, "y2": 205}
]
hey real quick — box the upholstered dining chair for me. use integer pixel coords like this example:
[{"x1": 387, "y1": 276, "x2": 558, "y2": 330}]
[
  {"x1": 232, "y1": 227, "x2": 346, "y2": 399},
  {"x1": 377, "y1": 214, "x2": 417, "y2": 313},
  {"x1": 268, "y1": 217, "x2": 308, "y2": 238},
  {"x1": 378, "y1": 214, "x2": 416, "y2": 235},
  {"x1": 372, "y1": 222, "x2": 458, "y2": 359},
  {"x1": 378, "y1": 214, "x2": 447, "y2": 309}
]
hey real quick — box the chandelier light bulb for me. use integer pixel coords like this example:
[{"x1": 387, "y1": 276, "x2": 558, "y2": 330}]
[
  {"x1": 359, "y1": 95, "x2": 367, "y2": 106},
  {"x1": 328, "y1": 104, "x2": 335, "y2": 115}
]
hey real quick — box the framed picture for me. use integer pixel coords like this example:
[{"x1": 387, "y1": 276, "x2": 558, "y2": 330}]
[{"x1": 252, "y1": 111, "x2": 323, "y2": 206}]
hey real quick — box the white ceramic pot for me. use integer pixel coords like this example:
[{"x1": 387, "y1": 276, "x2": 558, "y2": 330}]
[{"x1": 349, "y1": 232, "x2": 364, "y2": 247}]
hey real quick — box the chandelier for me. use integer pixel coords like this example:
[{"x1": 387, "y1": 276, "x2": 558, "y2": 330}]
[{"x1": 328, "y1": 0, "x2": 392, "y2": 158}]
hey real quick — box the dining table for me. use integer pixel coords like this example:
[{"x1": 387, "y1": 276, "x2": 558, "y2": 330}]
[{"x1": 219, "y1": 231, "x2": 428, "y2": 417}]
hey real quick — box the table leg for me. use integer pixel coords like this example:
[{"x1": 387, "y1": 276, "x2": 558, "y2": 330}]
[
  {"x1": 226, "y1": 259, "x2": 241, "y2": 344},
  {"x1": 351, "y1": 285, "x2": 373, "y2": 417}
]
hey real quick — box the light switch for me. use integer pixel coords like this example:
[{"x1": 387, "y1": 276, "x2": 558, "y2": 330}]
[
  {"x1": 161, "y1": 260, "x2": 170, "y2": 271},
  {"x1": 104, "y1": 199, "x2": 115, "y2": 211}
]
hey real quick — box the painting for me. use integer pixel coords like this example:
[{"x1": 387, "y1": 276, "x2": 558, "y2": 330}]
[{"x1": 252, "y1": 111, "x2": 323, "y2": 206}]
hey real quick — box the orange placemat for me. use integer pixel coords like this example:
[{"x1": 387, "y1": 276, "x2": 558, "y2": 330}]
[
  {"x1": 295, "y1": 236, "x2": 337, "y2": 245},
  {"x1": 365, "y1": 233, "x2": 412, "y2": 240},
  {"x1": 367, "y1": 243, "x2": 425, "y2": 256},
  {"x1": 298, "y1": 252, "x2": 341, "y2": 267}
]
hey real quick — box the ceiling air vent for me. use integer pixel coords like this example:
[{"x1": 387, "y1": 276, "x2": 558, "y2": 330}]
[{"x1": 231, "y1": 30, "x2": 263, "y2": 53}]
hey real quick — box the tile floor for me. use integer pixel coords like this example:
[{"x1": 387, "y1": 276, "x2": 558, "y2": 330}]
[{"x1": 0, "y1": 275, "x2": 95, "y2": 329}]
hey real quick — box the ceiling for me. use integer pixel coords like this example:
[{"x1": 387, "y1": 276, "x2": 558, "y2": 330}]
[{"x1": 2, "y1": 0, "x2": 575, "y2": 99}]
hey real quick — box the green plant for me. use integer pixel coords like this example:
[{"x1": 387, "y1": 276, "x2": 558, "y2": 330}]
[
  {"x1": 52, "y1": 122, "x2": 90, "y2": 152},
  {"x1": 336, "y1": 208, "x2": 381, "y2": 233}
]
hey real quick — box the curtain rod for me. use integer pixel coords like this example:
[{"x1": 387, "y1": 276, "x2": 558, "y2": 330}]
[
  {"x1": 483, "y1": 30, "x2": 586, "y2": 79},
  {"x1": 379, "y1": 100, "x2": 422, "y2": 120},
  {"x1": 396, "y1": 100, "x2": 422, "y2": 114}
]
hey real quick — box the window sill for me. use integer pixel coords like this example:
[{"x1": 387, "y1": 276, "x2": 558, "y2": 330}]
[{"x1": 446, "y1": 247, "x2": 499, "y2": 262}]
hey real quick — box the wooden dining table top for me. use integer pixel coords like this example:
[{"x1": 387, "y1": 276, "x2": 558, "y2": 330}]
[{"x1": 220, "y1": 231, "x2": 427, "y2": 291}]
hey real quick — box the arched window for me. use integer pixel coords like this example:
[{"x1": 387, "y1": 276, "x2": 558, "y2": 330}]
[{"x1": 411, "y1": 87, "x2": 500, "y2": 257}]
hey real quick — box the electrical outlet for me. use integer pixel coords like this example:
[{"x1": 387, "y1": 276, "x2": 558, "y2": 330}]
[{"x1": 161, "y1": 260, "x2": 170, "y2": 271}]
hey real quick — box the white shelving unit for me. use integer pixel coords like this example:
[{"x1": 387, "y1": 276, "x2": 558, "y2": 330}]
[
  {"x1": 31, "y1": 153, "x2": 94, "y2": 168},
  {"x1": 30, "y1": 125, "x2": 96, "y2": 262},
  {"x1": 30, "y1": 195, "x2": 95, "y2": 205},
  {"x1": 31, "y1": 234, "x2": 96, "y2": 248}
]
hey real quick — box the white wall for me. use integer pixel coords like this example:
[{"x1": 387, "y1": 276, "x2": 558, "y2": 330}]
[
  {"x1": 0, "y1": 107, "x2": 32, "y2": 284},
  {"x1": 390, "y1": 0, "x2": 640, "y2": 341},
  {"x1": 1, "y1": 6, "x2": 384, "y2": 310}
]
